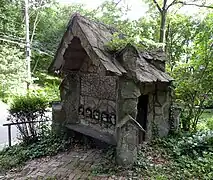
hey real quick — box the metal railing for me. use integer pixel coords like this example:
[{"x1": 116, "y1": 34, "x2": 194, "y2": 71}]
[{"x1": 3, "y1": 120, "x2": 50, "y2": 147}]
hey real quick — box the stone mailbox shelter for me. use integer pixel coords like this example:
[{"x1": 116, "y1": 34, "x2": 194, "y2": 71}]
[{"x1": 49, "y1": 13, "x2": 173, "y2": 166}]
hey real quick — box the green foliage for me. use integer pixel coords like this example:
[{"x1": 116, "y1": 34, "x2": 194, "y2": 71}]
[
  {"x1": 106, "y1": 32, "x2": 163, "y2": 53},
  {"x1": 207, "y1": 118, "x2": 213, "y2": 130},
  {"x1": 91, "y1": 147, "x2": 124, "y2": 175},
  {"x1": 152, "y1": 131, "x2": 213, "y2": 179},
  {"x1": 91, "y1": 131, "x2": 213, "y2": 179},
  {"x1": 8, "y1": 93, "x2": 50, "y2": 144},
  {"x1": 0, "y1": 44, "x2": 26, "y2": 102},
  {"x1": 170, "y1": 13, "x2": 213, "y2": 131},
  {"x1": 197, "y1": 110, "x2": 213, "y2": 130},
  {"x1": 159, "y1": 131, "x2": 213, "y2": 157},
  {"x1": 0, "y1": 0, "x2": 26, "y2": 102},
  {"x1": 133, "y1": 131, "x2": 213, "y2": 179},
  {"x1": 0, "y1": 0, "x2": 24, "y2": 37},
  {"x1": 33, "y1": 72, "x2": 60, "y2": 102},
  {"x1": 10, "y1": 93, "x2": 48, "y2": 113}
]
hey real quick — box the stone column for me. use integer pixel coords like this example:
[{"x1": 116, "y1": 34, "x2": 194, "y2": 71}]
[
  {"x1": 116, "y1": 115, "x2": 140, "y2": 166},
  {"x1": 116, "y1": 78, "x2": 141, "y2": 166},
  {"x1": 62, "y1": 73, "x2": 80, "y2": 124},
  {"x1": 153, "y1": 83, "x2": 171, "y2": 137},
  {"x1": 52, "y1": 101, "x2": 66, "y2": 135}
]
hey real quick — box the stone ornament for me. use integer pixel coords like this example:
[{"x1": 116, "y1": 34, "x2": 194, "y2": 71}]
[
  {"x1": 85, "y1": 108, "x2": 92, "y2": 118},
  {"x1": 109, "y1": 113, "x2": 116, "y2": 125},
  {"x1": 101, "y1": 112, "x2": 108, "y2": 122},
  {"x1": 78, "y1": 105, "x2": 84, "y2": 116},
  {"x1": 93, "y1": 110, "x2": 100, "y2": 121}
]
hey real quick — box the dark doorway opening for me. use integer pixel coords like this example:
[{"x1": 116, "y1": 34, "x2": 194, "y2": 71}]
[{"x1": 136, "y1": 95, "x2": 148, "y2": 143}]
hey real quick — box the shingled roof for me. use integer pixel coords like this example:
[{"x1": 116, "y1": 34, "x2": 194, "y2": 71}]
[{"x1": 49, "y1": 13, "x2": 173, "y2": 83}]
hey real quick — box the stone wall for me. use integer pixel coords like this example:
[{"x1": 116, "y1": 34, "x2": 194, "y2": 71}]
[
  {"x1": 57, "y1": 53, "x2": 118, "y2": 136},
  {"x1": 118, "y1": 78, "x2": 140, "y2": 120},
  {"x1": 78, "y1": 74, "x2": 117, "y2": 135},
  {"x1": 60, "y1": 73, "x2": 80, "y2": 124},
  {"x1": 154, "y1": 90, "x2": 171, "y2": 137},
  {"x1": 147, "y1": 83, "x2": 171, "y2": 138}
]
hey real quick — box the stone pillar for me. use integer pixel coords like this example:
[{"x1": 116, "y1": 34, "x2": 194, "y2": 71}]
[
  {"x1": 52, "y1": 101, "x2": 66, "y2": 134},
  {"x1": 170, "y1": 105, "x2": 181, "y2": 133},
  {"x1": 116, "y1": 120, "x2": 139, "y2": 166},
  {"x1": 153, "y1": 83, "x2": 171, "y2": 137},
  {"x1": 62, "y1": 73, "x2": 80, "y2": 124},
  {"x1": 116, "y1": 78, "x2": 141, "y2": 166}
]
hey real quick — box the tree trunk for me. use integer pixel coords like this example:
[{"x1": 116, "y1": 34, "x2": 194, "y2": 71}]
[{"x1": 159, "y1": 10, "x2": 166, "y2": 43}]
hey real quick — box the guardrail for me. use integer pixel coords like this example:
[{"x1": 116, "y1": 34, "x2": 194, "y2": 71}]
[{"x1": 3, "y1": 120, "x2": 50, "y2": 147}]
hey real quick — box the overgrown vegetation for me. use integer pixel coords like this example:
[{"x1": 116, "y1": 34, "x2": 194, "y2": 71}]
[
  {"x1": 0, "y1": 126, "x2": 71, "y2": 172},
  {"x1": 0, "y1": 92, "x2": 65, "y2": 171},
  {"x1": 0, "y1": 124, "x2": 103, "y2": 173},
  {"x1": 92, "y1": 131, "x2": 213, "y2": 179}
]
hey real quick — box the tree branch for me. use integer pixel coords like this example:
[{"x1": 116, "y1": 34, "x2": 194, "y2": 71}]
[
  {"x1": 153, "y1": 0, "x2": 162, "y2": 12},
  {"x1": 30, "y1": 11, "x2": 40, "y2": 44},
  {"x1": 166, "y1": 0, "x2": 178, "y2": 10},
  {"x1": 177, "y1": 1, "x2": 213, "y2": 9},
  {"x1": 163, "y1": 0, "x2": 167, "y2": 10},
  {"x1": 115, "y1": 0, "x2": 122, "y2": 7}
]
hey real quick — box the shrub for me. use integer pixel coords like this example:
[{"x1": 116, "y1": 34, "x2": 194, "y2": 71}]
[
  {"x1": 134, "y1": 132, "x2": 213, "y2": 179},
  {"x1": 156, "y1": 130, "x2": 213, "y2": 157},
  {"x1": 7, "y1": 93, "x2": 50, "y2": 144}
]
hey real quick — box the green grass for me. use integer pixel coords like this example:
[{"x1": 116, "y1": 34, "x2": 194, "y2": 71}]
[
  {"x1": 201, "y1": 109, "x2": 213, "y2": 119},
  {"x1": 198, "y1": 109, "x2": 213, "y2": 130}
]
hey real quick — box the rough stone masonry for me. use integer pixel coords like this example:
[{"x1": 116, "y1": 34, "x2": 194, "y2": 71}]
[{"x1": 49, "y1": 13, "x2": 173, "y2": 166}]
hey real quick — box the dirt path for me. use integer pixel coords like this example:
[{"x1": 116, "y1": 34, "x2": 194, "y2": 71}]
[{"x1": 1, "y1": 148, "x2": 128, "y2": 180}]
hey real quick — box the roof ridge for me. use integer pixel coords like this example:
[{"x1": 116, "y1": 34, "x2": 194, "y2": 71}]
[{"x1": 67, "y1": 12, "x2": 117, "y2": 35}]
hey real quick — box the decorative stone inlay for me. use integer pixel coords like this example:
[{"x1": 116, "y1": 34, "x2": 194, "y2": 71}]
[{"x1": 80, "y1": 74, "x2": 116, "y2": 101}]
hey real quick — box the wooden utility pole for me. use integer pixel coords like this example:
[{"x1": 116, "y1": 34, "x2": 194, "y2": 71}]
[{"x1": 25, "y1": 0, "x2": 31, "y2": 89}]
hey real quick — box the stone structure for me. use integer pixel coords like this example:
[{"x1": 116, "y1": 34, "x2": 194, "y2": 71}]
[{"x1": 49, "y1": 13, "x2": 173, "y2": 166}]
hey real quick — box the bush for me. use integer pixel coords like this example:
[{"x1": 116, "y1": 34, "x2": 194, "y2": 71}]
[
  {"x1": 7, "y1": 93, "x2": 50, "y2": 144},
  {"x1": 157, "y1": 131, "x2": 213, "y2": 157},
  {"x1": 133, "y1": 132, "x2": 213, "y2": 179}
]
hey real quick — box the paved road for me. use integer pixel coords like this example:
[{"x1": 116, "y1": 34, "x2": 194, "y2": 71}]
[{"x1": 0, "y1": 101, "x2": 18, "y2": 149}]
